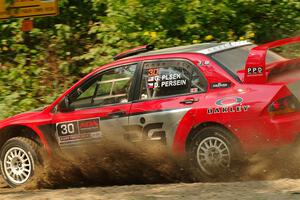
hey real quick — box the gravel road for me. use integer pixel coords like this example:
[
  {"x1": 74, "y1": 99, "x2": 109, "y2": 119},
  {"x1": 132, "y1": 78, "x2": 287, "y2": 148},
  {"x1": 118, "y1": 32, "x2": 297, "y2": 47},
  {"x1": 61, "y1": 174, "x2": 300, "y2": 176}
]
[{"x1": 2, "y1": 178, "x2": 300, "y2": 200}]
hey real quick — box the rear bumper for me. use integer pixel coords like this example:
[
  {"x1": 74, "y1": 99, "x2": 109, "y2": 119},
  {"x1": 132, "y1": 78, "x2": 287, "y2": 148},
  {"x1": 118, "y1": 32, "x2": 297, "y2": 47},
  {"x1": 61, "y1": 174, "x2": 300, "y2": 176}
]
[
  {"x1": 234, "y1": 112, "x2": 300, "y2": 153},
  {"x1": 270, "y1": 112, "x2": 300, "y2": 144}
]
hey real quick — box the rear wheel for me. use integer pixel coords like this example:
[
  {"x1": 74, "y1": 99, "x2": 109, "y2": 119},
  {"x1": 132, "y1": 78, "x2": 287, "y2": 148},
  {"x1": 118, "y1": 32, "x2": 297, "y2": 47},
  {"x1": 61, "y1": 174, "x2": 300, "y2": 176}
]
[
  {"x1": 189, "y1": 126, "x2": 237, "y2": 178},
  {"x1": 0, "y1": 137, "x2": 40, "y2": 187}
]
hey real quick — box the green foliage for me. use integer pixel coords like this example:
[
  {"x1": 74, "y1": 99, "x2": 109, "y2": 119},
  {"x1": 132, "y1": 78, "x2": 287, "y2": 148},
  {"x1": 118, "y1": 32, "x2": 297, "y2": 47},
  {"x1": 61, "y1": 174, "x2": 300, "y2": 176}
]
[{"x1": 0, "y1": 0, "x2": 299, "y2": 118}]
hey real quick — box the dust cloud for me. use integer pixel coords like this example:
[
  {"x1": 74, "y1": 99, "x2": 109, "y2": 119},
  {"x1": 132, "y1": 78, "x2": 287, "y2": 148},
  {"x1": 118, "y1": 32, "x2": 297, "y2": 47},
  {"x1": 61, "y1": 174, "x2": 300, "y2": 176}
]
[
  {"x1": 22, "y1": 137, "x2": 300, "y2": 190},
  {"x1": 26, "y1": 139, "x2": 193, "y2": 189},
  {"x1": 240, "y1": 144, "x2": 300, "y2": 181}
]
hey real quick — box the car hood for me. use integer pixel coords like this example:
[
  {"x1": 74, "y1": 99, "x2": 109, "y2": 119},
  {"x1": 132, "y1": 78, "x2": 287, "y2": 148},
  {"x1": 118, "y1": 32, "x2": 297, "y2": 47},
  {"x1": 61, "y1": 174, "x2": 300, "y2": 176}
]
[{"x1": 0, "y1": 106, "x2": 48, "y2": 127}]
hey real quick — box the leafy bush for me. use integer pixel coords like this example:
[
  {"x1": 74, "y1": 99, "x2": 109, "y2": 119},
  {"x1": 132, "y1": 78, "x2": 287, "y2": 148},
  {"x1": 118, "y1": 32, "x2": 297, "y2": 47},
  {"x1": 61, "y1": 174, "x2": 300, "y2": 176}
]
[{"x1": 0, "y1": 0, "x2": 299, "y2": 118}]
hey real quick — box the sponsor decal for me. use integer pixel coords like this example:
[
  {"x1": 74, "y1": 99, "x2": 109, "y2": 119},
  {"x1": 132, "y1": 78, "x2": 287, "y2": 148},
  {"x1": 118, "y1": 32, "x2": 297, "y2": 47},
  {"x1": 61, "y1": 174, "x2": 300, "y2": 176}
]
[
  {"x1": 207, "y1": 96, "x2": 250, "y2": 114},
  {"x1": 125, "y1": 122, "x2": 166, "y2": 142},
  {"x1": 198, "y1": 60, "x2": 210, "y2": 66},
  {"x1": 190, "y1": 88, "x2": 198, "y2": 93},
  {"x1": 204, "y1": 61, "x2": 210, "y2": 65},
  {"x1": 210, "y1": 82, "x2": 231, "y2": 89},
  {"x1": 215, "y1": 96, "x2": 243, "y2": 107},
  {"x1": 79, "y1": 120, "x2": 100, "y2": 132},
  {"x1": 56, "y1": 118, "x2": 102, "y2": 145},
  {"x1": 247, "y1": 66, "x2": 264, "y2": 76},
  {"x1": 207, "y1": 105, "x2": 250, "y2": 114}
]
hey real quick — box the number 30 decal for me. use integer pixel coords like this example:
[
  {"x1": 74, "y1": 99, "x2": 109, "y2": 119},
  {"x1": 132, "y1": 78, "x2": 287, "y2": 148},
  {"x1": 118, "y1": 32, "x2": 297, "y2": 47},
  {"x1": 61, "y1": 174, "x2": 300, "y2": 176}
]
[
  {"x1": 57, "y1": 121, "x2": 79, "y2": 136},
  {"x1": 60, "y1": 123, "x2": 75, "y2": 135}
]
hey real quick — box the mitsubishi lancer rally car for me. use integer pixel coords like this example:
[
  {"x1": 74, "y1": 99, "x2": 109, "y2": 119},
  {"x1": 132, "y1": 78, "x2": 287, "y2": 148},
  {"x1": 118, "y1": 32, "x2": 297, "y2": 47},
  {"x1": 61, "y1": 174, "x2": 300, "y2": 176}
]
[{"x1": 0, "y1": 36, "x2": 299, "y2": 187}]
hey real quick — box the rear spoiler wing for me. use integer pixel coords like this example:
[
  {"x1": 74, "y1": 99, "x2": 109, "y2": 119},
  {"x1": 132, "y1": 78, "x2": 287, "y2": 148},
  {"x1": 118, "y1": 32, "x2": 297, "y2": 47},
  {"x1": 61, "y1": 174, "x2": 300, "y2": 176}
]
[{"x1": 244, "y1": 36, "x2": 300, "y2": 84}]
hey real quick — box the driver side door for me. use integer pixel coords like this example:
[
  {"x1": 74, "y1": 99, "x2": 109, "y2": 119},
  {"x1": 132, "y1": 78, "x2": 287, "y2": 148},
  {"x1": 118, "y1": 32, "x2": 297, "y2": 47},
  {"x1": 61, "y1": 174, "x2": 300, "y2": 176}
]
[{"x1": 52, "y1": 63, "x2": 138, "y2": 147}]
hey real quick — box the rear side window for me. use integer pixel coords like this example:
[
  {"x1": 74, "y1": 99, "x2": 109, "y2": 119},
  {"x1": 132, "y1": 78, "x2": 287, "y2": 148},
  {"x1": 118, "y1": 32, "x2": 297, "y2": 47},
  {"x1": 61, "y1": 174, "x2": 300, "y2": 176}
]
[{"x1": 140, "y1": 60, "x2": 207, "y2": 99}]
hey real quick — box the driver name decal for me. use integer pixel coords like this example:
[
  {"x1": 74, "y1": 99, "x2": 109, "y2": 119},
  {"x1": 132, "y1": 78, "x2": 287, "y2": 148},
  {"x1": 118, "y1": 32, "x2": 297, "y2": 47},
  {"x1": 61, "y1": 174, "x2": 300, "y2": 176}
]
[
  {"x1": 160, "y1": 73, "x2": 186, "y2": 87},
  {"x1": 146, "y1": 68, "x2": 187, "y2": 89}
]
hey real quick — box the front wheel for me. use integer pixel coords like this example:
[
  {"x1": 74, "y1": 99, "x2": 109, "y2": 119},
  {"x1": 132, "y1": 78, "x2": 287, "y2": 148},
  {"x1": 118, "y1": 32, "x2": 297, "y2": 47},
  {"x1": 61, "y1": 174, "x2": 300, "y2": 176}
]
[
  {"x1": 189, "y1": 126, "x2": 237, "y2": 178},
  {"x1": 0, "y1": 137, "x2": 40, "y2": 187}
]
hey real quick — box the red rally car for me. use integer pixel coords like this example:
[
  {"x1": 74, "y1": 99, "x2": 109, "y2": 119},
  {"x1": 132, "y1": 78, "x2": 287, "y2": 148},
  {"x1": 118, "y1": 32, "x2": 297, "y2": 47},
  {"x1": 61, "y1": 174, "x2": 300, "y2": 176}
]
[{"x1": 0, "y1": 36, "x2": 299, "y2": 187}]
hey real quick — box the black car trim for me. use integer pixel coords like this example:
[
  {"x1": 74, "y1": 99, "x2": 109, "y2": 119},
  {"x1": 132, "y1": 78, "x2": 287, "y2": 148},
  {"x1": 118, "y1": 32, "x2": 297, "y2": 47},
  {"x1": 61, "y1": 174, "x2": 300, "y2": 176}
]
[
  {"x1": 100, "y1": 107, "x2": 191, "y2": 121},
  {"x1": 208, "y1": 55, "x2": 242, "y2": 83},
  {"x1": 130, "y1": 61, "x2": 143, "y2": 102},
  {"x1": 38, "y1": 124, "x2": 60, "y2": 148}
]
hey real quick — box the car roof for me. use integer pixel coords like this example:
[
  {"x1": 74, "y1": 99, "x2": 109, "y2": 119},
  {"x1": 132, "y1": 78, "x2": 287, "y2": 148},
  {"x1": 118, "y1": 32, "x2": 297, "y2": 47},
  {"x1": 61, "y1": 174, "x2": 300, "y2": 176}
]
[{"x1": 126, "y1": 41, "x2": 252, "y2": 59}]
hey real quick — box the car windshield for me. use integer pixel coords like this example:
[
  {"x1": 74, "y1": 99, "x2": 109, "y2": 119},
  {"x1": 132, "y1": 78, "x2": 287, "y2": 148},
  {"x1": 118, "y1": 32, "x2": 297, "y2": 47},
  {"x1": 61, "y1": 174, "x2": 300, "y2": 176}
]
[{"x1": 211, "y1": 45, "x2": 285, "y2": 73}]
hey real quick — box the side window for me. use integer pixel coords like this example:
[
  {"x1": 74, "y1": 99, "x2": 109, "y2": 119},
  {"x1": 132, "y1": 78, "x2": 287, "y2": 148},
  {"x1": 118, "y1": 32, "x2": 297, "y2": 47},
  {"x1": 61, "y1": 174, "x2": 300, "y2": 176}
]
[
  {"x1": 70, "y1": 64, "x2": 137, "y2": 109},
  {"x1": 140, "y1": 60, "x2": 207, "y2": 99}
]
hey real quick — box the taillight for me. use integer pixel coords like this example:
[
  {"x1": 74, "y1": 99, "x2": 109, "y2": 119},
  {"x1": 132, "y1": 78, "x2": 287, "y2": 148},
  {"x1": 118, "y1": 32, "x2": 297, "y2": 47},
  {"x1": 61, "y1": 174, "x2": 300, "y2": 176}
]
[{"x1": 268, "y1": 95, "x2": 300, "y2": 116}]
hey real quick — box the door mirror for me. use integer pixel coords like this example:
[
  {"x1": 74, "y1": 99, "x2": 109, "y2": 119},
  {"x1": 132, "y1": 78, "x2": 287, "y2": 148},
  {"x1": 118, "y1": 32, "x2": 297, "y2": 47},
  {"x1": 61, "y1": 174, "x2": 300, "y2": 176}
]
[{"x1": 57, "y1": 96, "x2": 74, "y2": 112}]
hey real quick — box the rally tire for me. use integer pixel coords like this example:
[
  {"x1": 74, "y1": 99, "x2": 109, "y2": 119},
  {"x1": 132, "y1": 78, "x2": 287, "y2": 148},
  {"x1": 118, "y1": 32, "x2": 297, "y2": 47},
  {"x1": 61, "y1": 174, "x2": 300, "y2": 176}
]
[
  {"x1": 189, "y1": 126, "x2": 237, "y2": 180},
  {"x1": 0, "y1": 137, "x2": 40, "y2": 187}
]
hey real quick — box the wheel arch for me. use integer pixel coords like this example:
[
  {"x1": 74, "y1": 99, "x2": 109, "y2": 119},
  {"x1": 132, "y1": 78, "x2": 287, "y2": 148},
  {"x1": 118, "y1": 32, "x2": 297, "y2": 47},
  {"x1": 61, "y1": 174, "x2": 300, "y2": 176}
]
[
  {"x1": 185, "y1": 121, "x2": 242, "y2": 153},
  {"x1": 0, "y1": 125, "x2": 43, "y2": 150}
]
